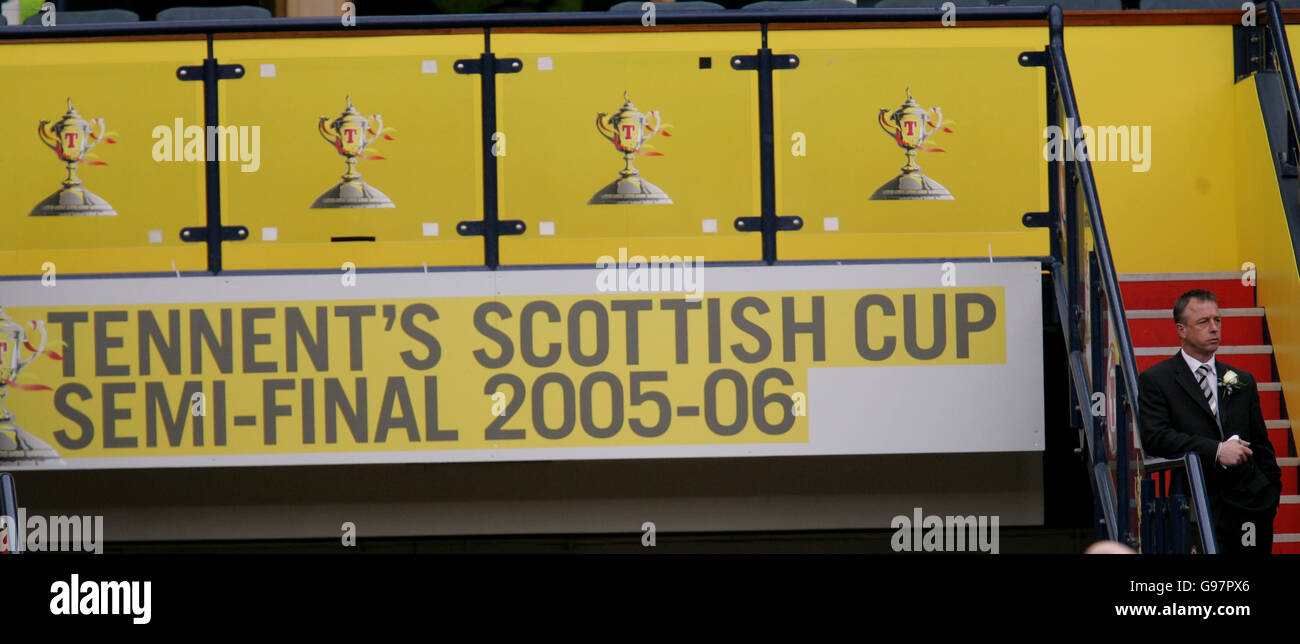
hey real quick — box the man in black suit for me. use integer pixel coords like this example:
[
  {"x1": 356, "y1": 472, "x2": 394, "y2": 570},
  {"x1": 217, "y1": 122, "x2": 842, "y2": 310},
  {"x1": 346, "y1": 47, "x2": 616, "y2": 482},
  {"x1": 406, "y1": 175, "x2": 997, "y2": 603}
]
[{"x1": 1138, "y1": 289, "x2": 1282, "y2": 554}]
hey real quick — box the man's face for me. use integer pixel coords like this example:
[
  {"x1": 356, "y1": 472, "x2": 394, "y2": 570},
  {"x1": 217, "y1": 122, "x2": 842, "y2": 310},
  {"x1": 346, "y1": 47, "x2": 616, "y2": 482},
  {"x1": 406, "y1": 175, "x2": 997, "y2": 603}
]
[{"x1": 1176, "y1": 298, "x2": 1221, "y2": 359}]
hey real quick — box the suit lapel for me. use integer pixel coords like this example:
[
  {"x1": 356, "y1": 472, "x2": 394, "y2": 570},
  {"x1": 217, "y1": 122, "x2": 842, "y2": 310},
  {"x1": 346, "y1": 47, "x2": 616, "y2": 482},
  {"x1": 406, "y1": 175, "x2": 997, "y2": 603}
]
[{"x1": 1172, "y1": 350, "x2": 1218, "y2": 426}]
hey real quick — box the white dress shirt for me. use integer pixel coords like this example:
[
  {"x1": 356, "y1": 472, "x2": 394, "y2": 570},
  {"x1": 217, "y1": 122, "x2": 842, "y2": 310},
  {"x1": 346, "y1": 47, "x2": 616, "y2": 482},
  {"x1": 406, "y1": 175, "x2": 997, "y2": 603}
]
[
  {"x1": 1182, "y1": 349, "x2": 1230, "y2": 465},
  {"x1": 1181, "y1": 349, "x2": 1219, "y2": 417}
]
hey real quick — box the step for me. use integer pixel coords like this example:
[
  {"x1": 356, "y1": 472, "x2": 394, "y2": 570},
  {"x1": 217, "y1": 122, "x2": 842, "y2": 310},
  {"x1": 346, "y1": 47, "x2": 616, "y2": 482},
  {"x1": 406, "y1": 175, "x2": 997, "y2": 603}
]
[
  {"x1": 1271, "y1": 429, "x2": 1296, "y2": 459},
  {"x1": 1118, "y1": 273, "x2": 1255, "y2": 309},
  {"x1": 1275, "y1": 533, "x2": 1300, "y2": 554},
  {"x1": 1125, "y1": 308, "x2": 1264, "y2": 346},
  {"x1": 1260, "y1": 390, "x2": 1284, "y2": 421},
  {"x1": 1282, "y1": 458, "x2": 1299, "y2": 497},
  {"x1": 1260, "y1": 382, "x2": 1284, "y2": 420},
  {"x1": 1135, "y1": 346, "x2": 1274, "y2": 377}
]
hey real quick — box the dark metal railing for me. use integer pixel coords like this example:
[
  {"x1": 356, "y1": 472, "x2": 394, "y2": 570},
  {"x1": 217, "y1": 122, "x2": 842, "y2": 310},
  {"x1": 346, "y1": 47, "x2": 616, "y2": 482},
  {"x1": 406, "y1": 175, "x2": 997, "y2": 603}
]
[
  {"x1": 1144, "y1": 454, "x2": 1218, "y2": 553},
  {"x1": 1029, "y1": 5, "x2": 1216, "y2": 552},
  {"x1": 1262, "y1": 1, "x2": 1300, "y2": 172},
  {"x1": 0, "y1": 8, "x2": 1054, "y2": 39},
  {"x1": 1256, "y1": 1, "x2": 1300, "y2": 273},
  {"x1": 0, "y1": 472, "x2": 19, "y2": 554}
]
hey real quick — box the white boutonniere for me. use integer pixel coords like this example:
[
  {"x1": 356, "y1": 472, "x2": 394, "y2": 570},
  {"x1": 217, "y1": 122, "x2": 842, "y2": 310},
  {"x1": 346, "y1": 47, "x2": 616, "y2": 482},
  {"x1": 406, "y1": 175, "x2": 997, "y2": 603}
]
[{"x1": 1218, "y1": 370, "x2": 1244, "y2": 398}]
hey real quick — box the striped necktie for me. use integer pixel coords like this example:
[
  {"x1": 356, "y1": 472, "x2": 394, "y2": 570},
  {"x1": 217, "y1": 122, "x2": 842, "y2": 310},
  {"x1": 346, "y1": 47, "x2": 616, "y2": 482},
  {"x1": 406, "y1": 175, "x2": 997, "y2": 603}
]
[{"x1": 1196, "y1": 363, "x2": 1222, "y2": 435}]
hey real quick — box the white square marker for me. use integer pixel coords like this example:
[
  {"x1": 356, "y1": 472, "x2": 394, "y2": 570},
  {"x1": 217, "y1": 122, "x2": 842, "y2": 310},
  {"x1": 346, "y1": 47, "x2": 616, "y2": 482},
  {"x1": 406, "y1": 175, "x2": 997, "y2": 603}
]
[
  {"x1": 823, "y1": 217, "x2": 840, "y2": 231},
  {"x1": 421, "y1": 60, "x2": 438, "y2": 74},
  {"x1": 539, "y1": 221, "x2": 556, "y2": 236},
  {"x1": 701, "y1": 219, "x2": 718, "y2": 233},
  {"x1": 262, "y1": 227, "x2": 278, "y2": 241},
  {"x1": 422, "y1": 222, "x2": 439, "y2": 237},
  {"x1": 147, "y1": 229, "x2": 163, "y2": 244},
  {"x1": 259, "y1": 63, "x2": 277, "y2": 78},
  {"x1": 537, "y1": 56, "x2": 553, "y2": 71}
]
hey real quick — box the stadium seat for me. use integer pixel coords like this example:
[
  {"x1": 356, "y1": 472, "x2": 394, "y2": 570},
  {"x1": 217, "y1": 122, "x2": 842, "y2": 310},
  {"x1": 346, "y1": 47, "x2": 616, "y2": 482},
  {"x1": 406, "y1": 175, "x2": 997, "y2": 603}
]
[
  {"x1": 874, "y1": 0, "x2": 991, "y2": 7},
  {"x1": 742, "y1": 0, "x2": 859, "y2": 9},
  {"x1": 1005, "y1": 0, "x2": 1123, "y2": 9},
  {"x1": 609, "y1": 1, "x2": 728, "y2": 10},
  {"x1": 1139, "y1": 0, "x2": 1252, "y2": 8},
  {"x1": 156, "y1": 6, "x2": 274, "y2": 21},
  {"x1": 21, "y1": 9, "x2": 139, "y2": 24}
]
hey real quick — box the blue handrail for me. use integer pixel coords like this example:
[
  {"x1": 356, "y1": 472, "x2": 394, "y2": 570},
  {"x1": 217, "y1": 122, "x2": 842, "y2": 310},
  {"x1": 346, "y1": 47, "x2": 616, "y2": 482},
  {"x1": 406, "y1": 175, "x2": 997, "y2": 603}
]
[
  {"x1": 1046, "y1": 7, "x2": 1144, "y2": 455},
  {"x1": 1033, "y1": 5, "x2": 1137, "y2": 546},
  {"x1": 1262, "y1": 1, "x2": 1300, "y2": 160},
  {"x1": 0, "y1": 473, "x2": 19, "y2": 554},
  {"x1": 1259, "y1": 0, "x2": 1300, "y2": 272},
  {"x1": 0, "y1": 7, "x2": 1054, "y2": 39},
  {"x1": 1041, "y1": 3, "x2": 1217, "y2": 552},
  {"x1": 1143, "y1": 454, "x2": 1219, "y2": 553}
]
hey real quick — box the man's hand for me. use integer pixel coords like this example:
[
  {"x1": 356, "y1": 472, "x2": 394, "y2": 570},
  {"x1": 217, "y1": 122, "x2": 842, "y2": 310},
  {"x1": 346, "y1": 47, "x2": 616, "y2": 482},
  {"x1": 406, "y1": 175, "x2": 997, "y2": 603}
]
[{"x1": 1217, "y1": 439, "x2": 1253, "y2": 467}]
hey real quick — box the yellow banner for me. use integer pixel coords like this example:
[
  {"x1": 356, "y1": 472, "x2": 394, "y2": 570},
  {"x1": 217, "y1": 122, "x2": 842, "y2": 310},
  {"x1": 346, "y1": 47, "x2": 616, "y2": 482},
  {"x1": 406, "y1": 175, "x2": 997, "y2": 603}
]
[{"x1": 3, "y1": 281, "x2": 1006, "y2": 465}]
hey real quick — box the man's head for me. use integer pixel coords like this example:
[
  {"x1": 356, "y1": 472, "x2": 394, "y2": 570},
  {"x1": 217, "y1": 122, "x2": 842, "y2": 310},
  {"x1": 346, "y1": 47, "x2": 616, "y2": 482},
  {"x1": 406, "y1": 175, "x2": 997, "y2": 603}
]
[{"x1": 1173, "y1": 289, "x2": 1220, "y2": 362}]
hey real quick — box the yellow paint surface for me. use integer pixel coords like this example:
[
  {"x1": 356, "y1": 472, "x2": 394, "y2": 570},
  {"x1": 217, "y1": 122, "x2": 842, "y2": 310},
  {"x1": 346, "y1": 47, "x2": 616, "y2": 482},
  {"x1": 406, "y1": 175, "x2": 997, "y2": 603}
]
[{"x1": 0, "y1": 41, "x2": 207, "y2": 276}]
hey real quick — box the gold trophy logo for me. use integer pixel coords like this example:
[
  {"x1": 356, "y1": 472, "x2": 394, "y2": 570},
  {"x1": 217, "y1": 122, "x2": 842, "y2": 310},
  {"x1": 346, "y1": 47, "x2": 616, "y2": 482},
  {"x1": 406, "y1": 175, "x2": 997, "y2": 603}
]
[
  {"x1": 0, "y1": 307, "x2": 62, "y2": 463},
  {"x1": 590, "y1": 91, "x2": 672, "y2": 205},
  {"x1": 872, "y1": 89, "x2": 954, "y2": 200},
  {"x1": 31, "y1": 98, "x2": 117, "y2": 216},
  {"x1": 312, "y1": 96, "x2": 395, "y2": 209}
]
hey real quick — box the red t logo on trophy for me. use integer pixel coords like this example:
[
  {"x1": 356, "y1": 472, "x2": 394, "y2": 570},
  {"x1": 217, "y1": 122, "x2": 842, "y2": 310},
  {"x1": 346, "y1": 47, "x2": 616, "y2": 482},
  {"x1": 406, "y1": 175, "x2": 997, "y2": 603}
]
[{"x1": 590, "y1": 91, "x2": 674, "y2": 205}]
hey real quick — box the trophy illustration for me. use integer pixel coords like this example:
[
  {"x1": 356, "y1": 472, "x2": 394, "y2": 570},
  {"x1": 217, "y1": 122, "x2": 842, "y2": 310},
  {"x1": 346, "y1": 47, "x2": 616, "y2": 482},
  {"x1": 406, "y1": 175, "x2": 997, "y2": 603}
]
[
  {"x1": 30, "y1": 98, "x2": 117, "y2": 216},
  {"x1": 312, "y1": 96, "x2": 395, "y2": 209},
  {"x1": 0, "y1": 307, "x2": 62, "y2": 463},
  {"x1": 872, "y1": 89, "x2": 954, "y2": 201},
  {"x1": 590, "y1": 91, "x2": 672, "y2": 205}
]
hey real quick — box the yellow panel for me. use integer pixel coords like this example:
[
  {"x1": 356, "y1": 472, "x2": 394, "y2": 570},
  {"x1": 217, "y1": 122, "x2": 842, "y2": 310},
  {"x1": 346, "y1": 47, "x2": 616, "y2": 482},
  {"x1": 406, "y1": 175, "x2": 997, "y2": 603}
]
[
  {"x1": 493, "y1": 31, "x2": 762, "y2": 265},
  {"x1": 213, "y1": 35, "x2": 485, "y2": 270},
  {"x1": 0, "y1": 40, "x2": 207, "y2": 276},
  {"x1": 1234, "y1": 76, "x2": 1300, "y2": 451},
  {"x1": 1067, "y1": 25, "x2": 1238, "y2": 273},
  {"x1": 769, "y1": 27, "x2": 1049, "y2": 260}
]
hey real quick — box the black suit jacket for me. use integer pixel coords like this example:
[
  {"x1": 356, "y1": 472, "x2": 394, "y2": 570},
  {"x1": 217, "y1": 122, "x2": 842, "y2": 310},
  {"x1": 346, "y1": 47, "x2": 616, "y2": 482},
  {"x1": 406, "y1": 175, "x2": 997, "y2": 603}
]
[{"x1": 1137, "y1": 350, "x2": 1282, "y2": 513}]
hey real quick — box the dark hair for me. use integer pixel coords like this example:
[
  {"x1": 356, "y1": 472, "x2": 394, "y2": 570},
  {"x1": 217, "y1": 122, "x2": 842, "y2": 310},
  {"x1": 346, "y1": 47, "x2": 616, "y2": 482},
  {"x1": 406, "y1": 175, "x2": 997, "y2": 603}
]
[{"x1": 1173, "y1": 289, "x2": 1218, "y2": 324}]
